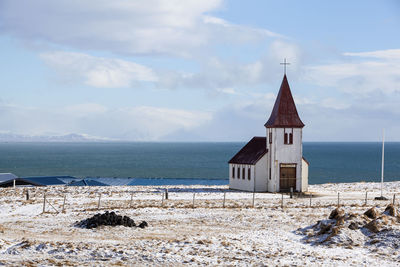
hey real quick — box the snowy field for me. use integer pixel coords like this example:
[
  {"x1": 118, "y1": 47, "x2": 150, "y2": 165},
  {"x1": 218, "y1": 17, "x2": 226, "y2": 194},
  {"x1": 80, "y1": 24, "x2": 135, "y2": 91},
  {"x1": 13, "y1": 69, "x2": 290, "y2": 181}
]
[{"x1": 1, "y1": 181, "x2": 400, "y2": 266}]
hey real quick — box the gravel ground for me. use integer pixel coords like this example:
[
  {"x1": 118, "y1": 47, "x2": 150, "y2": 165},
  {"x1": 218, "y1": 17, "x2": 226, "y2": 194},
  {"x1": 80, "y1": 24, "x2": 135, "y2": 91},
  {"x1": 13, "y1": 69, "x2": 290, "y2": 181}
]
[{"x1": 1, "y1": 182, "x2": 400, "y2": 266}]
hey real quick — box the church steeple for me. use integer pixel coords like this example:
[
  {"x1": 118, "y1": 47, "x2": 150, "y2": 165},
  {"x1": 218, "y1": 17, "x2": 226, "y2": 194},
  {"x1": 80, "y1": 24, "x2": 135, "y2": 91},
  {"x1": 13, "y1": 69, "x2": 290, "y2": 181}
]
[{"x1": 264, "y1": 74, "x2": 304, "y2": 128}]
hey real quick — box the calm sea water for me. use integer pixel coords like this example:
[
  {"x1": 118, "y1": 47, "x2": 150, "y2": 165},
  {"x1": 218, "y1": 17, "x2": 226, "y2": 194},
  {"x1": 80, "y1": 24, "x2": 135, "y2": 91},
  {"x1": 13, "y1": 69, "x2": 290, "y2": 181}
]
[{"x1": 0, "y1": 142, "x2": 399, "y2": 185}]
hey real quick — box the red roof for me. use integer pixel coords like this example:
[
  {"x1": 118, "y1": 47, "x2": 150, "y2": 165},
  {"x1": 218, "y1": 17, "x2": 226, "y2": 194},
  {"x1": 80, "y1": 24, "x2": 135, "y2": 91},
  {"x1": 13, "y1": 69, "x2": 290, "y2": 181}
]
[
  {"x1": 228, "y1": 137, "x2": 268, "y2": 165},
  {"x1": 265, "y1": 75, "x2": 304, "y2": 128}
]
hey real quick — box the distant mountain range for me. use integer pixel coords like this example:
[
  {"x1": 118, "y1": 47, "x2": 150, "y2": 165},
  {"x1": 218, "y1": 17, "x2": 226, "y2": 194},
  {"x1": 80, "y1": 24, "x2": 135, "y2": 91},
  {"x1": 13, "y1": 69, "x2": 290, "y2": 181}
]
[{"x1": 0, "y1": 133, "x2": 115, "y2": 142}]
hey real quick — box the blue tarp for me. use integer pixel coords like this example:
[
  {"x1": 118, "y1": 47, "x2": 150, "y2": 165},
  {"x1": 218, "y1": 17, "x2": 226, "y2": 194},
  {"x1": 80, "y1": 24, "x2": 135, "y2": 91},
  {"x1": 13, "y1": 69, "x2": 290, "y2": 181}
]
[
  {"x1": 127, "y1": 177, "x2": 228, "y2": 186},
  {"x1": 67, "y1": 179, "x2": 108, "y2": 186},
  {"x1": 21, "y1": 176, "x2": 75, "y2": 185},
  {"x1": 83, "y1": 177, "x2": 227, "y2": 186},
  {"x1": 84, "y1": 177, "x2": 133, "y2": 186},
  {"x1": 2, "y1": 175, "x2": 227, "y2": 187}
]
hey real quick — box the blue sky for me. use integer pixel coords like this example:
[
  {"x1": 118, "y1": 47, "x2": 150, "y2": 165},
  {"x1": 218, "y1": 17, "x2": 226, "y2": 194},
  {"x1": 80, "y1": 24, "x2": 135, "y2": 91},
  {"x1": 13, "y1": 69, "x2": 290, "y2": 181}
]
[{"x1": 0, "y1": 0, "x2": 399, "y2": 141}]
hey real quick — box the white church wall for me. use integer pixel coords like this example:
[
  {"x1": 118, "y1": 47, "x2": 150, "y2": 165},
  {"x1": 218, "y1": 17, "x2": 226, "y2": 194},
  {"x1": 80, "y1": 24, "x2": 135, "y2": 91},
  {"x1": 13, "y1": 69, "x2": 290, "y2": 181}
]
[
  {"x1": 254, "y1": 154, "x2": 268, "y2": 192},
  {"x1": 229, "y1": 164, "x2": 255, "y2": 191},
  {"x1": 267, "y1": 128, "x2": 303, "y2": 192},
  {"x1": 301, "y1": 158, "x2": 309, "y2": 192}
]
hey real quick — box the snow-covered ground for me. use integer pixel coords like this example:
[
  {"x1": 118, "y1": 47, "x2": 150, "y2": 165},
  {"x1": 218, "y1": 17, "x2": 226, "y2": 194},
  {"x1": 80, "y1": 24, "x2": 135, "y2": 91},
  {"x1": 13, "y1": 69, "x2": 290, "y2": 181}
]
[{"x1": 1, "y1": 181, "x2": 400, "y2": 266}]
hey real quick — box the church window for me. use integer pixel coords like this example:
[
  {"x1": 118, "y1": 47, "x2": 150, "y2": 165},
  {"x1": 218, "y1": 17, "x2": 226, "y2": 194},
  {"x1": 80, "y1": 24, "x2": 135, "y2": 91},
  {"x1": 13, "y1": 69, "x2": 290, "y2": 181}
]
[
  {"x1": 284, "y1": 129, "x2": 293, "y2": 145},
  {"x1": 232, "y1": 166, "x2": 235, "y2": 179},
  {"x1": 237, "y1": 167, "x2": 240, "y2": 179},
  {"x1": 269, "y1": 167, "x2": 271, "y2": 180},
  {"x1": 242, "y1": 167, "x2": 245, "y2": 180},
  {"x1": 248, "y1": 168, "x2": 251, "y2": 180},
  {"x1": 269, "y1": 131, "x2": 272, "y2": 144}
]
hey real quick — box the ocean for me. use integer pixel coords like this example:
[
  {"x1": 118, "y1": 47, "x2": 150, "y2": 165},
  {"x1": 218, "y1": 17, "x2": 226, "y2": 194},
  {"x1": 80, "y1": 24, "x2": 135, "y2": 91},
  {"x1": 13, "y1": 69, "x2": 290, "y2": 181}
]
[{"x1": 0, "y1": 142, "x2": 399, "y2": 185}]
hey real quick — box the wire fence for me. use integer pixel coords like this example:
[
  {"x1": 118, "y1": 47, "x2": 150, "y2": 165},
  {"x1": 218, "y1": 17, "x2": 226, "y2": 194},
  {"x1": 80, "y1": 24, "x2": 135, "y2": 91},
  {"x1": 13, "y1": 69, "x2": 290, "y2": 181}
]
[{"x1": 4, "y1": 187, "x2": 398, "y2": 214}]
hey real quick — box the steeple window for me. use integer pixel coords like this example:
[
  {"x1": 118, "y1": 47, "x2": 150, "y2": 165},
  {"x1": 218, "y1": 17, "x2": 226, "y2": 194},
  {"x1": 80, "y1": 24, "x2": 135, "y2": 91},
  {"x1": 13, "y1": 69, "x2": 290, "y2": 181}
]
[{"x1": 284, "y1": 129, "x2": 293, "y2": 145}]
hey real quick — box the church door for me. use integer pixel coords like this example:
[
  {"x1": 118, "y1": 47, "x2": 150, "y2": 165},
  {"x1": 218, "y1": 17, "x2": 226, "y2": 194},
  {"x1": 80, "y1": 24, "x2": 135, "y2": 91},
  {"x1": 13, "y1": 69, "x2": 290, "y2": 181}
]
[{"x1": 280, "y1": 164, "x2": 296, "y2": 191}]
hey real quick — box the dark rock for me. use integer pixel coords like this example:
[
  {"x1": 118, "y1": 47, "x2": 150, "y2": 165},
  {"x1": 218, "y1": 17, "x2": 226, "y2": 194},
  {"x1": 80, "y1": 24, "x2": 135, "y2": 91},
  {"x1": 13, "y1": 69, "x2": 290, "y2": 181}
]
[
  {"x1": 364, "y1": 207, "x2": 378, "y2": 219},
  {"x1": 348, "y1": 222, "x2": 359, "y2": 230},
  {"x1": 75, "y1": 211, "x2": 144, "y2": 229},
  {"x1": 364, "y1": 220, "x2": 380, "y2": 233},
  {"x1": 138, "y1": 221, "x2": 148, "y2": 229},
  {"x1": 329, "y1": 208, "x2": 344, "y2": 220},
  {"x1": 317, "y1": 222, "x2": 332, "y2": 235},
  {"x1": 384, "y1": 204, "x2": 397, "y2": 216}
]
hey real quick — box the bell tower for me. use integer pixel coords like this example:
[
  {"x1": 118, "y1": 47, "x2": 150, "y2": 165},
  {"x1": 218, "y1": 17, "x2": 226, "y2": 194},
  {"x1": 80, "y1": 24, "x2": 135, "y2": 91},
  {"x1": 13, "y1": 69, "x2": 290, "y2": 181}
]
[{"x1": 265, "y1": 62, "x2": 305, "y2": 192}]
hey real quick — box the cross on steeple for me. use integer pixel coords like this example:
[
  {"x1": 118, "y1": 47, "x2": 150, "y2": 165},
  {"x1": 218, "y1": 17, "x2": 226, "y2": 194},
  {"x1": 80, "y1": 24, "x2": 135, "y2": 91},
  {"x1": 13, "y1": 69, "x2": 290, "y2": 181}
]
[{"x1": 280, "y1": 58, "x2": 290, "y2": 75}]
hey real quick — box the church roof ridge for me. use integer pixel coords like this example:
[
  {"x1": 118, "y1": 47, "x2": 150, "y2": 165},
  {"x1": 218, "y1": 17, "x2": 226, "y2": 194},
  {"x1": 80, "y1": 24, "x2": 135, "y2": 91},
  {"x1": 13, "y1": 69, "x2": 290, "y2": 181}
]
[{"x1": 264, "y1": 74, "x2": 304, "y2": 128}]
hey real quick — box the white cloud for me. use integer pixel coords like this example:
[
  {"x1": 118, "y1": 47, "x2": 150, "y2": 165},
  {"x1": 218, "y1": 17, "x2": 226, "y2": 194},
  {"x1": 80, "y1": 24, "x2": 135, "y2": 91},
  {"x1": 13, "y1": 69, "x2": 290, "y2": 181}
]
[
  {"x1": 215, "y1": 87, "x2": 239, "y2": 95},
  {"x1": 202, "y1": 15, "x2": 283, "y2": 42},
  {"x1": 1, "y1": 91, "x2": 400, "y2": 141},
  {"x1": 305, "y1": 48, "x2": 400, "y2": 96},
  {"x1": 41, "y1": 51, "x2": 158, "y2": 88},
  {"x1": 0, "y1": 102, "x2": 211, "y2": 141},
  {"x1": 41, "y1": 48, "x2": 303, "y2": 91},
  {"x1": 65, "y1": 103, "x2": 108, "y2": 116},
  {"x1": 129, "y1": 106, "x2": 211, "y2": 130},
  {"x1": 268, "y1": 40, "x2": 303, "y2": 69},
  {"x1": 320, "y1": 98, "x2": 350, "y2": 110},
  {"x1": 198, "y1": 93, "x2": 400, "y2": 142},
  {"x1": 0, "y1": 0, "x2": 293, "y2": 91},
  {"x1": 0, "y1": 0, "x2": 279, "y2": 57},
  {"x1": 343, "y1": 49, "x2": 400, "y2": 60},
  {"x1": 158, "y1": 40, "x2": 303, "y2": 90}
]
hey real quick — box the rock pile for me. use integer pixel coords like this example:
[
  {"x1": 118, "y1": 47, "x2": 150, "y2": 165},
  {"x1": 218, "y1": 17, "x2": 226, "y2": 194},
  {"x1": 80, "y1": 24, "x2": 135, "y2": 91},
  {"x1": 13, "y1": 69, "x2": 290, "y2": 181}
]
[
  {"x1": 364, "y1": 207, "x2": 378, "y2": 219},
  {"x1": 76, "y1": 211, "x2": 148, "y2": 229},
  {"x1": 297, "y1": 204, "x2": 400, "y2": 248}
]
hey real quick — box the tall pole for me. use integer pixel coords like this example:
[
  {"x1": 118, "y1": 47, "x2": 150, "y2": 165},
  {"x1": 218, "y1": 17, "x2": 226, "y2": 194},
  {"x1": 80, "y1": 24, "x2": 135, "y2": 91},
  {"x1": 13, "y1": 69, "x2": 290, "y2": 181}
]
[{"x1": 381, "y1": 128, "x2": 385, "y2": 197}]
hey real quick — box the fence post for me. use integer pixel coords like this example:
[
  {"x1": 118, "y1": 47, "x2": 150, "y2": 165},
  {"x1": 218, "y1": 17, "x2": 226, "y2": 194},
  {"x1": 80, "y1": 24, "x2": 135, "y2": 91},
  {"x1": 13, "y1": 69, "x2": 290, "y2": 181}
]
[
  {"x1": 290, "y1": 187, "x2": 293, "y2": 199},
  {"x1": 223, "y1": 192, "x2": 226, "y2": 208},
  {"x1": 13, "y1": 179, "x2": 16, "y2": 188},
  {"x1": 62, "y1": 194, "x2": 66, "y2": 213},
  {"x1": 130, "y1": 192, "x2": 134, "y2": 208},
  {"x1": 281, "y1": 194, "x2": 284, "y2": 209},
  {"x1": 365, "y1": 191, "x2": 368, "y2": 206},
  {"x1": 192, "y1": 193, "x2": 195, "y2": 208},
  {"x1": 165, "y1": 189, "x2": 168, "y2": 200},
  {"x1": 161, "y1": 192, "x2": 164, "y2": 207},
  {"x1": 309, "y1": 193, "x2": 312, "y2": 207},
  {"x1": 393, "y1": 194, "x2": 396, "y2": 205},
  {"x1": 252, "y1": 192, "x2": 255, "y2": 208},
  {"x1": 97, "y1": 193, "x2": 101, "y2": 210},
  {"x1": 337, "y1": 192, "x2": 340, "y2": 208},
  {"x1": 43, "y1": 193, "x2": 46, "y2": 213},
  {"x1": 26, "y1": 190, "x2": 30, "y2": 201}
]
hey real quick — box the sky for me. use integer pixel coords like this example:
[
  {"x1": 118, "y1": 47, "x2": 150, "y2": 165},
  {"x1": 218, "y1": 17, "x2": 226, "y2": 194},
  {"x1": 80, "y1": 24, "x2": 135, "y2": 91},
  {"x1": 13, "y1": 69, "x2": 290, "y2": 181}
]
[{"x1": 0, "y1": 0, "x2": 399, "y2": 142}]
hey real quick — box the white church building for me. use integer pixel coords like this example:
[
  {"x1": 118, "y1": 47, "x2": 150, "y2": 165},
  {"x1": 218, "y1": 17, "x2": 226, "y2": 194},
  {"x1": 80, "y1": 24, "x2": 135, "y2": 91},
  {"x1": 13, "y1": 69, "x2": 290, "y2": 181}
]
[{"x1": 228, "y1": 74, "x2": 309, "y2": 192}]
